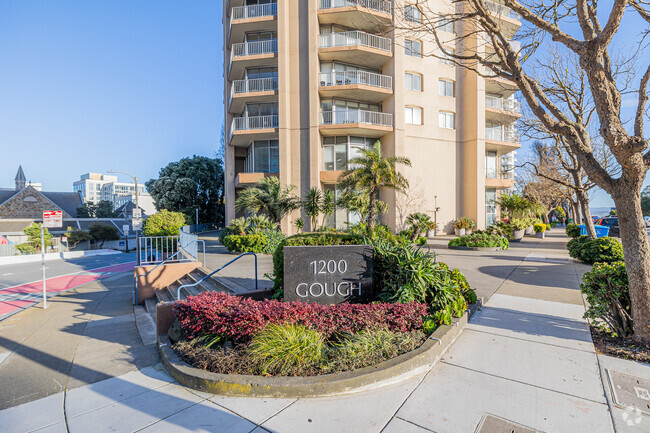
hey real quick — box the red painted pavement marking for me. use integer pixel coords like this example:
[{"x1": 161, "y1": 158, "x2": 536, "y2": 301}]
[{"x1": 0, "y1": 261, "x2": 136, "y2": 318}]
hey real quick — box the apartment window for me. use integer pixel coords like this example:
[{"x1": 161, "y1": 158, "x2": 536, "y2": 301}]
[
  {"x1": 405, "y1": 5, "x2": 422, "y2": 23},
  {"x1": 439, "y1": 79, "x2": 455, "y2": 97},
  {"x1": 405, "y1": 106, "x2": 423, "y2": 125},
  {"x1": 439, "y1": 48, "x2": 454, "y2": 65},
  {"x1": 439, "y1": 111, "x2": 455, "y2": 129},
  {"x1": 486, "y1": 189, "x2": 497, "y2": 227},
  {"x1": 244, "y1": 140, "x2": 279, "y2": 173},
  {"x1": 405, "y1": 39, "x2": 422, "y2": 57},
  {"x1": 323, "y1": 184, "x2": 361, "y2": 230},
  {"x1": 244, "y1": 67, "x2": 278, "y2": 80},
  {"x1": 244, "y1": 102, "x2": 278, "y2": 117},
  {"x1": 486, "y1": 151, "x2": 498, "y2": 178},
  {"x1": 405, "y1": 72, "x2": 422, "y2": 91},
  {"x1": 440, "y1": 20, "x2": 454, "y2": 33},
  {"x1": 323, "y1": 136, "x2": 375, "y2": 171}
]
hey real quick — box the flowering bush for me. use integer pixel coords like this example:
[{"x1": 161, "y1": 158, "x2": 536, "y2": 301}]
[{"x1": 173, "y1": 292, "x2": 427, "y2": 343}]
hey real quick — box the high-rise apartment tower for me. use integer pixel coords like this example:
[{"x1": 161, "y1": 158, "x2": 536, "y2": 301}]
[{"x1": 223, "y1": 0, "x2": 521, "y2": 233}]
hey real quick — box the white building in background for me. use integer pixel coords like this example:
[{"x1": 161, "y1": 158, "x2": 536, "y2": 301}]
[
  {"x1": 113, "y1": 192, "x2": 156, "y2": 216},
  {"x1": 73, "y1": 173, "x2": 147, "y2": 209}
]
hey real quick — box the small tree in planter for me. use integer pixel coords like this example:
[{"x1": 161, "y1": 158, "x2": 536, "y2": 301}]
[
  {"x1": 453, "y1": 217, "x2": 474, "y2": 236},
  {"x1": 534, "y1": 223, "x2": 547, "y2": 239},
  {"x1": 406, "y1": 213, "x2": 436, "y2": 240}
]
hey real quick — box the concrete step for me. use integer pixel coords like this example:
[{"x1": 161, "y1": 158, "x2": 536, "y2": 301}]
[
  {"x1": 144, "y1": 297, "x2": 157, "y2": 317},
  {"x1": 155, "y1": 287, "x2": 174, "y2": 304},
  {"x1": 195, "y1": 267, "x2": 273, "y2": 300},
  {"x1": 185, "y1": 271, "x2": 215, "y2": 294},
  {"x1": 175, "y1": 276, "x2": 202, "y2": 300}
]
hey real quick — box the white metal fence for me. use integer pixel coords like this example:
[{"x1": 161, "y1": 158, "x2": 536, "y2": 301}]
[
  {"x1": 231, "y1": 3, "x2": 277, "y2": 20},
  {"x1": 232, "y1": 115, "x2": 279, "y2": 131},
  {"x1": 0, "y1": 244, "x2": 16, "y2": 257},
  {"x1": 232, "y1": 77, "x2": 279, "y2": 94},
  {"x1": 319, "y1": 30, "x2": 392, "y2": 52},
  {"x1": 484, "y1": 0, "x2": 521, "y2": 20},
  {"x1": 320, "y1": 109, "x2": 393, "y2": 127},
  {"x1": 231, "y1": 39, "x2": 278, "y2": 59},
  {"x1": 319, "y1": 0, "x2": 392, "y2": 15},
  {"x1": 318, "y1": 70, "x2": 392, "y2": 89}
]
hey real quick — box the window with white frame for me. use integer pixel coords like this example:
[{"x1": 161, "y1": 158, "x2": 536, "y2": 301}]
[
  {"x1": 405, "y1": 72, "x2": 422, "y2": 91},
  {"x1": 440, "y1": 20, "x2": 454, "y2": 33},
  {"x1": 439, "y1": 111, "x2": 455, "y2": 129},
  {"x1": 405, "y1": 106, "x2": 423, "y2": 125},
  {"x1": 244, "y1": 140, "x2": 279, "y2": 173},
  {"x1": 405, "y1": 39, "x2": 422, "y2": 57},
  {"x1": 439, "y1": 48, "x2": 454, "y2": 65},
  {"x1": 438, "y1": 79, "x2": 455, "y2": 97},
  {"x1": 405, "y1": 5, "x2": 422, "y2": 23},
  {"x1": 322, "y1": 136, "x2": 375, "y2": 171}
]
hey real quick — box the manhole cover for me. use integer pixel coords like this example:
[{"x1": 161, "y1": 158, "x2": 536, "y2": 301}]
[
  {"x1": 475, "y1": 414, "x2": 541, "y2": 433},
  {"x1": 607, "y1": 370, "x2": 650, "y2": 415}
]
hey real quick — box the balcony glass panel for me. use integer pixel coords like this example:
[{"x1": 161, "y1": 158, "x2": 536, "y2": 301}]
[
  {"x1": 319, "y1": 70, "x2": 392, "y2": 89},
  {"x1": 231, "y1": 39, "x2": 278, "y2": 58},
  {"x1": 231, "y1": 2, "x2": 277, "y2": 20},
  {"x1": 319, "y1": 0, "x2": 392, "y2": 15},
  {"x1": 318, "y1": 30, "x2": 392, "y2": 52}
]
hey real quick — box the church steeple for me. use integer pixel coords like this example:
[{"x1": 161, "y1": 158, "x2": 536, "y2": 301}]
[{"x1": 15, "y1": 166, "x2": 26, "y2": 191}]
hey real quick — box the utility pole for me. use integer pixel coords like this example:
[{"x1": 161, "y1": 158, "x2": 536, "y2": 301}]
[
  {"x1": 108, "y1": 170, "x2": 141, "y2": 265},
  {"x1": 41, "y1": 224, "x2": 47, "y2": 309}
]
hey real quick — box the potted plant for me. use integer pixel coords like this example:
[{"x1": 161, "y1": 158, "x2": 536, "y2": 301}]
[
  {"x1": 463, "y1": 217, "x2": 476, "y2": 235},
  {"x1": 510, "y1": 218, "x2": 528, "y2": 242},
  {"x1": 453, "y1": 219, "x2": 466, "y2": 237},
  {"x1": 534, "y1": 223, "x2": 547, "y2": 239},
  {"x1": 524, "y1": 218, "x2": 535, "y2": 235}
]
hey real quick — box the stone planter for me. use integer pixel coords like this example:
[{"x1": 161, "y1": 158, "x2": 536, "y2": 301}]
[
  {"x1": 512, "y1": 229, "x2": 525, "y2": 242},
  {"x1": 455, "y1": 228, "x2": 466, "y2": 236},
  {"x1": 426, "y1": 229, "x2": 435, "y2": 237},
  {"x1": 466, "y1": 229, "x2": 473, "y2": 235},
  {"x1": 524, "y1": 226, "x2": 534, "y2": 235},
  {"x1": 536, "y1": 232, "x2": 545, "y2": 239}
]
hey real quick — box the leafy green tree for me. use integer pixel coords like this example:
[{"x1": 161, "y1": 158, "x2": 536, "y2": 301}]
[
  {"x1": 88, "y1": 223, "x2": 119, "y2": 248},
  {"x1": 235, "y1": 177, "x2": 301, "y2": 225},
  {"x1": 64, "y1": 227, "x2": 93, "y2": 248},
  {"x1": 76, "y1": 204, "x2": 94, "y2": 218},
  {"x1": 146, "y1": 155, "x2": 225, "y2": 225},
  {"x1": 321, "y1": 190, "x2": 335, "y2": 228},
  {"x1": 24, "y1": 223, "x2": 52, "y2": 251},
  {"x1": 142, "y1": 210, "x2": 187, "y2": 236},
  {"x1": 95, "y1": 200, "x2": 117, "y2": 218},
  {"x1": 642, "y1": 186, "x2": 650, "y2": 216},
  {"x1": 339, "y1": 142, "x2": 411, "y2": 230}
]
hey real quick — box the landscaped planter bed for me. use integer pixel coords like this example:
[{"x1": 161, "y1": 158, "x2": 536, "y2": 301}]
[
  {"x1": 158, "y1": 300, "x2": 482, "y2": 397},
  {"x1": 448, "y1": 245, "x2": 502, "y2": 251}
]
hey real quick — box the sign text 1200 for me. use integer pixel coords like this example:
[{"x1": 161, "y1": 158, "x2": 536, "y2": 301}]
[{"x1": 310, "y1": 260, "x2": 347, "y2": 274}]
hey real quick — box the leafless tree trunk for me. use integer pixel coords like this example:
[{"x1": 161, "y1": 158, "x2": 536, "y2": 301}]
[{"x1": 397, "y1": 0, "x2": 650, "y2": 343}]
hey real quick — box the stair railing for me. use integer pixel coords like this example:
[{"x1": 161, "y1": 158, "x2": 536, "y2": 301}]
[
  {"x1": 177, "y1": 252, "x2": 258, "y2": 300},
  {"x1": 134, "y1": 239, "x2": 206, "y2": 305}
]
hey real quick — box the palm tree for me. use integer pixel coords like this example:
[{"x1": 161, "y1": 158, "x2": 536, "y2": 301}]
[
  {"x1": 339, "y1": 141, "x2": 411, "y2": 230},
  {"x1": 406, "y1": 213, "x2": 436, "y2": 240},
  {"x1": 235, "y1": 177, "x2": 301, "y2": 225},
  {"x1": 321, "y1": 189, "x2": 336, "y2": 228},
  {"x1": 302, "y1": 188, "x2": 323, "y2": 231}
]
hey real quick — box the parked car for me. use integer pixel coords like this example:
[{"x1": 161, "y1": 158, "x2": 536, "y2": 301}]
[
  {"x1": 596, "y1": 217, "x2": 620, "y2": 237},
  {"x1": 644, "y1": 216, "x2": 650, "y2": 227}
]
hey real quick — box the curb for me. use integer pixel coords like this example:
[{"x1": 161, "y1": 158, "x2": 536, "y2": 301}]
[
  {"x1": 448, "y1": 245, "x2": 503, "y2": 252},
  {"x1": 157, "y1": 299, "x2": 483, "y2": 398}
]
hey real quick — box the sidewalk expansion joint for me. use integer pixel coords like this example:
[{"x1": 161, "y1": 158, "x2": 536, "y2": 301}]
[
  {"x1": 463, "y1": 327, "x2": 597, "y2": 354},
  {"x1": 439, "y1": 361, "x2": 609, "y2": 406},
  {"x1": 392, "y1": 416, "x2": 437, "y2": 432},
  {"x1": 474, "y1": 305, "x2": 587, "y2": 326}
]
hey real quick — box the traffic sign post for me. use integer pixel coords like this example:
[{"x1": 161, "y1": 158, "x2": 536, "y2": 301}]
[{"x1": 41, "y1": 210, "x2": 62, "y2": 309}]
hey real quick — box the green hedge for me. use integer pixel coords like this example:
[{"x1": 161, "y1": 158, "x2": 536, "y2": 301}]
[
  {"x1": 567, "y1": 235, "x2": 624, "y2": 264},
  {"x1": 581, "y1": 261, "x2": 631, "y2": 336},
  {"x1": 566, "y1": 223, "x2": 581, "y2": 238},
  {"x1": 222, "y1": 229, "x2": 285, "y2": 254},
  {"x1": 448, "y1": 233, "x2": 509, "y2": 250},
  {"x1": 271, "y1": 233, "x2": 364, "y2": 296}
]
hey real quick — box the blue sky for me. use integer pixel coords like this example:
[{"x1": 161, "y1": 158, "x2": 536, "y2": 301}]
[
  {"x1": 0, "y1": 0, "x2": 224, "y2": 190},
  {"x1": 0, "y1": 2, "x2": 646, "y2": 209}
]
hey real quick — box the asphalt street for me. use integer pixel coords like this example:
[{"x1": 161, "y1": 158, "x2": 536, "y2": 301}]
[{"x1": 0, "y1": 252, "x2": 136, "y2": 290}]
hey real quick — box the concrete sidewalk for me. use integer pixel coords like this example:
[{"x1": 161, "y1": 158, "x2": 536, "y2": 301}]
[{"x1": 2, "y1": 231, "x2": 650, "y2": 432}]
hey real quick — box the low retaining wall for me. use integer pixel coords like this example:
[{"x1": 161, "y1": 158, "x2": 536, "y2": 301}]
[
  {"x1": 158, "y1": 300, "x2": 482, "y2": 398},
  {"x1": 0, "y1": 249, "x2": 121, "y2": 266}
]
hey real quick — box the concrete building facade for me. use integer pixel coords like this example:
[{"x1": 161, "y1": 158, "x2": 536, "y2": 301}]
[{"x1": 223, "y1": 0, "x2": 521, "y2": 233}]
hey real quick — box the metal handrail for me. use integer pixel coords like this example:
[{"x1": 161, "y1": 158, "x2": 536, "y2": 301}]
[
  {"x1": 133, "y1": 238, "x2": 205, "y2": 304},
  {"x1": 177, "y1": 252, "x2": 258, "y2": 300}
]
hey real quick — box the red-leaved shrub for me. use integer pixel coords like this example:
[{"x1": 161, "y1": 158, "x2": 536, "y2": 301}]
[{"x1": 173, "y1": 292, "x2": 427, "y2": 343}]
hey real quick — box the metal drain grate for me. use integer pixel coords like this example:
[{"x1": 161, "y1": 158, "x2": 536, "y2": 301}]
[
  {"x1": 475, "y1": 414, "x2": 541, "y2": 433},
  {"x1": 607, "y1": 369, "x2": 650, "y2": 415}
]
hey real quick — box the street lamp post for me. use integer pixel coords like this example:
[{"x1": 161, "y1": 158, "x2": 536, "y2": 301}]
[{"x1": 108, "y1": 170, "x2": 140, "y2": 265}]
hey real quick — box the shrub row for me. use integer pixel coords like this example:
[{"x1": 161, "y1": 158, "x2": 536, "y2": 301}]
[
  {"x1": 581, "y1": 261, "x2": 632, "y2": 337},
  {"x1": 221, "y1": 229, "x2": 285, "y2": 254},
  {"x1": 567, "y1": 235, "x2": 624, "y2": 264},
  {"x1": 448, "y1": 232, "x2": 509, "y2": 250},
  {"x1": 566, "y1": 223, "x2": 582, "y2": 238},
  {"x1": 173, "y1": 291, "x2": 427, "y2": 344}
]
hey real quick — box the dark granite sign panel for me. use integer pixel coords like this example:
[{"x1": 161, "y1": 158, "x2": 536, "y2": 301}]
[{"x1": 283, "y1": 245, "x2": 373, "y2": 304}]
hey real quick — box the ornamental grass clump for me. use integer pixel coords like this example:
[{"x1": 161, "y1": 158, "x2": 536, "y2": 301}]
[{"x1": 248, "y1": 323, "x2": 326, "y2": 376}]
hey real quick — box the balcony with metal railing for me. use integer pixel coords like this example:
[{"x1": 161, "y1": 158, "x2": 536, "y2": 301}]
[
  {"x1": 318, "y1": 70, "x2": 392, "y2": 103},
  {"x1": 485, "y1": 126, "x2": 522, "y2": 152},
  {"x1": 484, "y1": 1, "x2": 521, "y2": 37},
  {"x1": 230, "y1": 115, "x2": 279, "y2": 147},
  {"x1": 229, "y1": 39, "x2": 278, "y2": 76},
  {"x1": 318, "y1": 30, "x2": 392, "y2": 69},
  {"x1": 485, "y1": 95, "x2": 522, "y2": 122},
  {"x1": 229, "y1": 3, "x2": 278, "y2": 44},
  {"x1": 318, "y1": 0, "x2": 392, "y2": 31},
  {"x1": 319, "y1": 109, "x2": 393, "y2": 137},
  {"x1": 229, "y1": 78, "x2": 279, "y2": 113}
]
